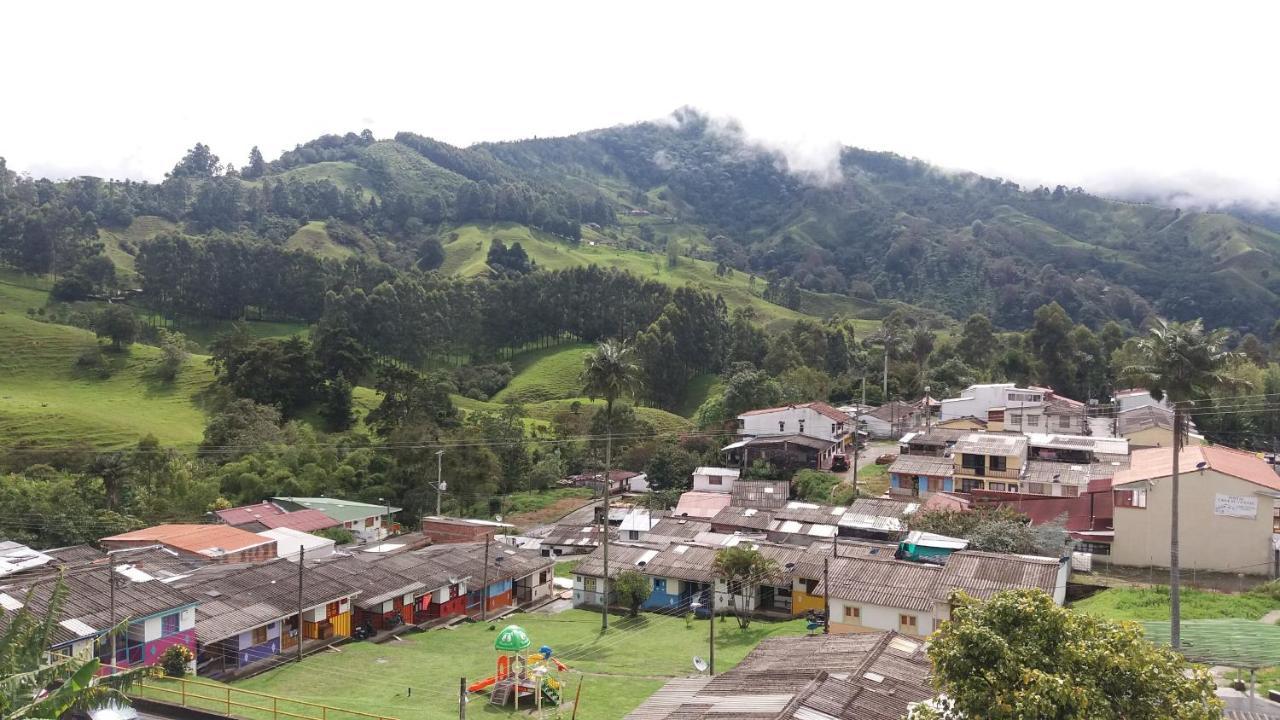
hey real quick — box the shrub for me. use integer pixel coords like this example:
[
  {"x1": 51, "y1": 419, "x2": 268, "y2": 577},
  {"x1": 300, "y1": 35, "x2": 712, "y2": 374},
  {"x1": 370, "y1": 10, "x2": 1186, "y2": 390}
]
[
  {"x1": 314, "y1": 527, "x2": 355, "y2": 545},
  {"x1": 159, "y1": 644, "x2": 194, "y2": 677}
]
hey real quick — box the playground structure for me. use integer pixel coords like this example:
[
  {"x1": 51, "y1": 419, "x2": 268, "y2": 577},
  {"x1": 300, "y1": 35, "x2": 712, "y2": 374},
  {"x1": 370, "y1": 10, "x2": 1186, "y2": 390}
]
[{"x1": 466, "y1": 625, "x2": 570, "y2": 711}]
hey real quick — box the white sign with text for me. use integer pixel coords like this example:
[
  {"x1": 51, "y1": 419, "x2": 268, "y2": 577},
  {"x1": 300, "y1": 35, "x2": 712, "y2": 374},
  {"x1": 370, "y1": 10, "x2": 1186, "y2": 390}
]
[{"x1": 1213, "y1": 493, "x2": 1258, "y2": 519}]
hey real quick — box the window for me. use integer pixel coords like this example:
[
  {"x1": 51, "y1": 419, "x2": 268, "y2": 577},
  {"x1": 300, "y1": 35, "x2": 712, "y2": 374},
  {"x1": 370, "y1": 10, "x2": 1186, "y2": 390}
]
[
  {"x1": 252, "y1": 625, "x2": 268, "y2": 645},
  {"x1": 989, "y1": 455, "x2": 1007, "y2": 471},
  {"x1": 539, "y1": 571, "x2": 548, "y2": 584},
  {"x1": 708, "y1": 476, "x2": 723, "y2": 485},
  {"x1": 801, "y1": 578, "x2": 818, "y2": 594},
  {"x1": 1115, "y1": 488, "x2": 1147, "y2": 508},
  {"x1": 1076, "y1": 541, "x2": 1111, "y2": 555},
  {"x1": 161, "y1": 613, "x2": 180, "y2": 635},
  {"x1": 843, "y1": 606, "x2": 861, "y2": 621},
  {"x1": 989, "y1": 482, "x2": 1007, "y2": 492},
  {"x1": 1025, "y1": 414, "x2": 1039, "y2": 427},
  {"x1": 653, "y1": 578, "x2": 667, "y2": 594},
  {"x1": 779, "y1": 421, "x2": 786, "y2": 432},
  {"x1": 1058, "y1": 415, "x2": 1071, "y2": 429},
  {"x1": 899, "y1": 614, "x2": 918, "y2": 632},
  {"x1": 798, "y1": 419, "x2": 805, "y2": 433},
  {"x1": 326, "y1": 601, "x2": 341, "y2": 618},
  {"x1": 584, "y1": 577, "x2": 598, "y2": 593},
  {"x1": 831, "y1": 423, "x2": 837, "y2": 435},
  {"x1": 1009, "y1": 413, "x2": 1022, "y2": 425}
]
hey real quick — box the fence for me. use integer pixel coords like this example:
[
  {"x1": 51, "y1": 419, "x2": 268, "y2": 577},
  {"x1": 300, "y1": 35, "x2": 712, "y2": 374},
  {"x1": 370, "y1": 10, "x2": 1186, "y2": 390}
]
[{"x1": 133, "y1": 675, "x2": 398, "y2": 720}]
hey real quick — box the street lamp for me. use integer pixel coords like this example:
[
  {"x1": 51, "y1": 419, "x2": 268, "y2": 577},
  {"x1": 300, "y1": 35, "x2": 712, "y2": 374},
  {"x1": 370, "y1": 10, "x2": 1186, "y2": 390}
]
[
  {"x1": 378, "y1": 497, "x2": 392, "y2": 539},
  {"x1": 432, "y1": 450, "x2": 447, "y2": 516}
]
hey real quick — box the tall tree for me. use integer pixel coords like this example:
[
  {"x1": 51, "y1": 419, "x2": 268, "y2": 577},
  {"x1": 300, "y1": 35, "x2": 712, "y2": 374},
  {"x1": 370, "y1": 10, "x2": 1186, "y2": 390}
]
[
  {"x1": 956, "y1": 313, "x2": 996, "y2": 371},
  {"x1": 712, "y1": 547, "x2": 778, "y2": 629},
  {"x1": 1029, "y1": 302, "x2": 1075, "y2": 392},
  {"x1": 580, "y1": 340, "x2": 643, "y2": 632},
  {"x1": 916, "y1": 589, "x2": 1220, "y2": 720},
  {"x1": 1122, "y1": 317, "x2": 1246, "y2": 648},
  {"x1": 243, "y1": 146, "x2": 267, "y2": 179}
]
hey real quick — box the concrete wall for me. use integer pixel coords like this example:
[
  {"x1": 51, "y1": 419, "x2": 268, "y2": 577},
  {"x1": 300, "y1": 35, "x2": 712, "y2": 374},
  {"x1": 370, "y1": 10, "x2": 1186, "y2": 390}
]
[
  {"x1": 693, "y1": 472, "x2": 736, "y2": 494},
  {"x1": 1112, "y1": 469, "x2": 1278, "y2": 573},
  {"x1": 827, "y1": 597, "x2": 935, "y2": 637},
  {"x1": 740, "y1": 407, "x2": 845, "y2": 442},
  {"x1": 422, "y1": 519, "x2": 497, "y2": 544}
]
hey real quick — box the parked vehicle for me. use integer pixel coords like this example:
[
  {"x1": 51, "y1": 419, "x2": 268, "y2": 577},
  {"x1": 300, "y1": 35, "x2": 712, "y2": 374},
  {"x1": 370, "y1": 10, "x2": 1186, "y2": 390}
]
[
  {"x1": 875, "y1": 453, "x2": 897, "y2": 465},
  {"x1": 830, "y1": 453, "x2": 849, "y2": 472},
  {"x1": 352, "y1": 621, "x2": 377, "y2": 640}
]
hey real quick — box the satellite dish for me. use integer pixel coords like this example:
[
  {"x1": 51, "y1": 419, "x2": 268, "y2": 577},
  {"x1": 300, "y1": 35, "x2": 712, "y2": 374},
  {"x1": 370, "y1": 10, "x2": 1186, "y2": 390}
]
[
  {"x1": 494, "y1": 515, "x2": 502, "y2": 522},
  {"x1": 1195, "y1": 461, "x2": 1207, "y2": 470},
  {"x1": 690, "y1": 601, "x2": 702, "y2": 610},
  {"x1": 693, "y1": 656, "x2": 708, "y2": 673}
]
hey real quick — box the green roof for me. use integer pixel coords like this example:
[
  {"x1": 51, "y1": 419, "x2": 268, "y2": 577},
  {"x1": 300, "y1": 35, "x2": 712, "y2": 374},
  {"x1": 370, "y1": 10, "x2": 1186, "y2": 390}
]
[
  {"x1": 273, "y1": 497, "x2": 401, "y2": 524},
  {"x1": 494, "y1": 625, "x2": 530, "y2": 652}
]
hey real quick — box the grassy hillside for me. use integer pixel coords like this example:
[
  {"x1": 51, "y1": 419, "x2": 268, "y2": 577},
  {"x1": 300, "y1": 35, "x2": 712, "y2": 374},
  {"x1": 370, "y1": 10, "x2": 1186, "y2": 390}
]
[
  {"x1": 273, "y1": 161, "x2": 376, "y2": 198},
  {"x1": 284, "y1": 221, "x2": 366, "y2": 261},
  {"x1": 442, "y1": 223, "x2": 883, "y2": 332},
  {"x1": 0, "y1": 312, "x2": 212, "y2": 449},
  {"x1": 492, "y1": 343, "x2": 592, "y2": 404},
  {"x1": 97, "y1": 215, "x2": 179, "y2": 276}
]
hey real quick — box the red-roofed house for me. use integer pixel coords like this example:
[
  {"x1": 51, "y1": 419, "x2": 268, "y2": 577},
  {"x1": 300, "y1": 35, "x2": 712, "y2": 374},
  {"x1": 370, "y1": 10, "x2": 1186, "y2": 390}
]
[
  {"x1": 215, "y1": 502, "x2": 339, "y2": 533},
  {"x1": 734, "y1": 402, "x2": 855, "y2": 469},
  {"x1": 1111, "y1": 445, "x2": 1280, "y2": 574},
  {"x1": 101, "y1": 524, "x2": 278, "y2": 564}
]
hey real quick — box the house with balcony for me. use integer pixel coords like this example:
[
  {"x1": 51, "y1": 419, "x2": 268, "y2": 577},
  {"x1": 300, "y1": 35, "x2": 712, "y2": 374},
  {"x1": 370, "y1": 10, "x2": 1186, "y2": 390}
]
[
  {"x1": 951, "y1": 434, "x2": 1027, "y2": 493},
  {"x1": 940, "y1": 384, "x2": 1086, "y2": 434},
  {"x1": 729, "y1": 402, "x2": 854, "y2": 470}
]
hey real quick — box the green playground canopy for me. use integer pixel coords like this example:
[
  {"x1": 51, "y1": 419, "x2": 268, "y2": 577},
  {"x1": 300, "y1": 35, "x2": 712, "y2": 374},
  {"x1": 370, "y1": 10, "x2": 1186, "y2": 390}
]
[
  {"x1": 1142, "y1": 620, "x2": 1280, "y2": 668},
  {"x1": 495, "y1": 625, "x2": 531, "y2": 652}
]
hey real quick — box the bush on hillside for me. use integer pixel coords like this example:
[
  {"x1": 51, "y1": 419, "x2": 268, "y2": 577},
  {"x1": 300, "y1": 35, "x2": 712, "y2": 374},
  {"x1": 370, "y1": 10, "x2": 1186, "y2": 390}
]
[
  {"x1": 314, "y1": 527, "x2": 355, "y2": 545},
  {"x1": 452, "y1": 363, "x2": 513, "y2": 401}
]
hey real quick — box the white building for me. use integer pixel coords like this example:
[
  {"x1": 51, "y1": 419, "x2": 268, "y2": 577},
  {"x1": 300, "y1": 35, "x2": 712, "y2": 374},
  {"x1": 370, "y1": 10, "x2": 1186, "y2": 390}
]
[
  {"x1": 257, "y1": 527, "x2": 335, "y2": 561},
  {"x1": 939, "y1": 383, "x2": 1085, "y2": 434},
  {"x1": 1113, "y1": 388, "x2": 1172, "y2": 413},
  {"x1": 737, "y1": 402, "x2": 851, "y2": 442},
  {"x1": 692, "y1": 466, "x2": 740, "y2": 494}
]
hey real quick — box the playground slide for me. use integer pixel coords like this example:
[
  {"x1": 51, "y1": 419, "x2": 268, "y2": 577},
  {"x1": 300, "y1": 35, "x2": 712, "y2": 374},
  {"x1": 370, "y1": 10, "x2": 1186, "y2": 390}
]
[{"x1": 467, "y1": 676, "x2": 497, "y2": 693}]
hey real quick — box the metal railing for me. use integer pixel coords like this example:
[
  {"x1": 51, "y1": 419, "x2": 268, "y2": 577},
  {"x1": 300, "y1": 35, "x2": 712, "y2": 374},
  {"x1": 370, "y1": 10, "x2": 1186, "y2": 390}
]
[{"x1": 133, "y1": 675, "x2": 398, "y2": 720}]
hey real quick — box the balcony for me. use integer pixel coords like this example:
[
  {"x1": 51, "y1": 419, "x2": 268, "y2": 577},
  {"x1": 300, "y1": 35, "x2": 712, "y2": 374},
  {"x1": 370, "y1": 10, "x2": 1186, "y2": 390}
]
[{"x1": 954, "y1": 465, "x2": 1021, "y2": 481}]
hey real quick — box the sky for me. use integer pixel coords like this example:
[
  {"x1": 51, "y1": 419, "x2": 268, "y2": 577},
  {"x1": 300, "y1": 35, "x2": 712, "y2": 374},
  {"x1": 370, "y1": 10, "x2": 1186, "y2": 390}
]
[{"x1": 4, "y1": 1, "x2": 1278, "y2": 210}]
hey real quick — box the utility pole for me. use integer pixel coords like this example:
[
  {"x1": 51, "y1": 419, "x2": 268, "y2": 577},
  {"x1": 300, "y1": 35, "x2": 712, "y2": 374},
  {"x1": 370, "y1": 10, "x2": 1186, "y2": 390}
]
[
  {"x1": 459, "y1": 677, "x2": 467, "y2": 719},
  {"x1": 480, "y1": 537, "x2": 491, "y2": 622},
  {"x1": 822, "y1": 558, "x2": 830, "y2": 635},
  {"x1": 851, "y1": 430, "x2": 861, "y2": 499},
  {"x1": 600, "y1": 427, "x2": 612, "y2": 632},
  {"x1": 435, "y1": 450, "x2": 446, "y2": 517},
  {"x1": 707, "y1": 587, "x2": 715, "y2": 675},
  {"x1": 107, "y1": 551, "x2": 118, "y2": 675},
  {"x1": 1170, "y1": 402, "x2": 1183, "y2": 649},
  {"x1": 296, "y1": 545, "x2": 305, "y2": 663}
]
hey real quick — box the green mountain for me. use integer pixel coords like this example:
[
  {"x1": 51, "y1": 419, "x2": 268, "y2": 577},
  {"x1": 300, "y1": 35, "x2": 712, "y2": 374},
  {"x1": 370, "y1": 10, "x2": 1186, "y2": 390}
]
[{"x1": 247, "y1": 111, "x2": 1280, "y2": 333}]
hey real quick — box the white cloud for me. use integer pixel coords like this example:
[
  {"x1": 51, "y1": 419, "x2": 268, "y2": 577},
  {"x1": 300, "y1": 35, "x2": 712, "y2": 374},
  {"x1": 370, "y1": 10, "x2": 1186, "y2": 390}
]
[{"x1": 2, "y1": 0, "x2": 1277, "y2": 209}]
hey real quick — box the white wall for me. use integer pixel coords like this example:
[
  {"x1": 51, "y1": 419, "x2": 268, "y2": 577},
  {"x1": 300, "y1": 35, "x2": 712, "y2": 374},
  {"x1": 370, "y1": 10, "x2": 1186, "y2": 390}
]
[
  {"x1": 693, "y1": 472, "x2": 736, "y2": 494},
  {"x1": 740, "y1": 407, "x2": 845, "y2": 441},
  {"x1": 827, "y1": 597, "x2": 936, "y2": 636}
]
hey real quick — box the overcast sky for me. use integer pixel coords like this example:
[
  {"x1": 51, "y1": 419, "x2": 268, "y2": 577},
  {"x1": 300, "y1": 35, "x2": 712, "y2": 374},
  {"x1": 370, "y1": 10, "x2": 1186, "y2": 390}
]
[{"x1": 4, "y1": 1, "x2": 1277, "y2": 209}]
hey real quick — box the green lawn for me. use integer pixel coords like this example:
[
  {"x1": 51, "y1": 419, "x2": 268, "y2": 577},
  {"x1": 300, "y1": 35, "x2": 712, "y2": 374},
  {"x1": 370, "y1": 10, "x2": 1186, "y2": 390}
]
[
  {"x1": 285, "y1": 221, "x2": 357, "y2": 261},
  {"x1": 235, "y1": 609, "x2": 807, "y2": 720},
  {"x1": 492, "y1": 343, "x2": 593, "y2": 404},
  {"x1": 0, "y1": 311, "x2": 213, "y2": 449},
  {"x1": 856, "y1": 463, "x2": 890, "y2": 496},
  {"x1": 441, "y1": 223, "x2": 884, "y2": 331},
  {"x1": 1072, "y1": 586, "x2": 1280, "y2": 622}
]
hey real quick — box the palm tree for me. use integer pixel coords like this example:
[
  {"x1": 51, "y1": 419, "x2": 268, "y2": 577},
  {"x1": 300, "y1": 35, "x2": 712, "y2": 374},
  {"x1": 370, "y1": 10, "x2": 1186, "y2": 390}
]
[
  {"x1": 581, "y1": 340, "x2": 643, "y2": 631},
  {"x1": 712, "y1": 547, "x2": 779, "y2": 630},
  {"x1": 1, "y1": 577, "x2": 150, "y2": 719},
  {"x1": 1123, "y1": 318, "x2": 1246, "y2": 649}
]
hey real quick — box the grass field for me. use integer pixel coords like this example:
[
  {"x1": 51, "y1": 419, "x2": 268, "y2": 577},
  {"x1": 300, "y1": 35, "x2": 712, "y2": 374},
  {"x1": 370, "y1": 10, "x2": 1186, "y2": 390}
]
[
  {"x1": 1071, "y1": 585, "x2": 1280, "y2": 622},
  {"x1": 234, "y1": 609, "x2": 807, "y2": 720},
  {"x1": 441, "y1": 223, "x2": 883, "y2": 331},
  {"x1": 856, "y1": 463, "x2": 890, "y2": 496},
  {"x1": 97, "y1": 215, "x2": 179, "y2": 276},
  {"x1": 674, "y1": 374, "x2": 720, "y2": 418},
  {"x1": 285, "y1": 221, "x2": 357, "y2": 260},
  {"x1": 0, "y1": 311, "x2": 213, "y2": 449},
  {"x1": 492, "y1": 343, "x2": 593, "y2": 404}
]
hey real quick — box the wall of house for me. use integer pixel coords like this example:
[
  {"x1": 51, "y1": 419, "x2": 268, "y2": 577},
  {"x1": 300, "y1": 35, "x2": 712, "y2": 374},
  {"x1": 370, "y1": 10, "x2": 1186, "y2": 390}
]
[
  {"x1": 643, "y1": 576, "x2": 685, "y2": 609},
  {"x1": 422, "y1": 519, "x2": 496, "y2": 544},
  {"x1": 889, "y1": 473, "x2": 951, "y2": 498},
  {"x1": 741, "y1": 408, "x2": 845, "y2": 441},
  {"x1": 693, "y1": 473, "x2": 736, "y2": 494},
  {"x1": 1112, "y1": 469, "x2": 1277, "y2": 574},
  {"x1": 572, "y1": 574, "x2": 606, "y2": 607},
  {"x1": 827, "y1": 598, "x2": 935, "y2": 637},
  {"x1": 1123, "y1": 426, "x2": 1175, "y2": 449},
  {"x1": 236, "y1": 621, "x2": 281, "y2": 667}
]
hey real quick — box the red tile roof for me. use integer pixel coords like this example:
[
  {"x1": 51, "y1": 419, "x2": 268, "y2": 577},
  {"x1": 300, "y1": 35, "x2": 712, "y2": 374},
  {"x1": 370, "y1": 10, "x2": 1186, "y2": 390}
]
[
  {"x1": 1115, "y1": 445, "x2": 1280, "y2": 491},
  {"x1": 216, "y1": 503, "x2": 340, "y2": 532},
  {"x1": 739, "y1": 401, "x2": 849, "y2": 423},
  {"x1": 103, "y1": 523, "x2": 273, "y2": 555}
]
